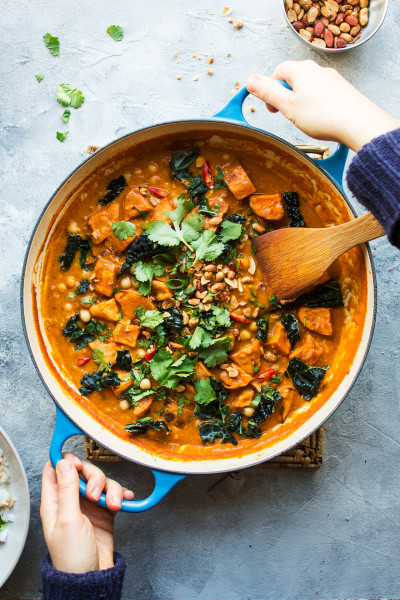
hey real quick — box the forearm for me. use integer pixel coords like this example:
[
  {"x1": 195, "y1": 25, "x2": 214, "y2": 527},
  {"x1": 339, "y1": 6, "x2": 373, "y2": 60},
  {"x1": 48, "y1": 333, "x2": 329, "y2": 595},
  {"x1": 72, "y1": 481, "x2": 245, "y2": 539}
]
[
  {"x1": 347, "y1": 128, "x2": 400, "y2": 248},
  {"x1": 342, "y1": 98, "x2": 400, "y2": 153},
  {"x1": 41, "y1": 552, "x2": 126, "y2": 600}
]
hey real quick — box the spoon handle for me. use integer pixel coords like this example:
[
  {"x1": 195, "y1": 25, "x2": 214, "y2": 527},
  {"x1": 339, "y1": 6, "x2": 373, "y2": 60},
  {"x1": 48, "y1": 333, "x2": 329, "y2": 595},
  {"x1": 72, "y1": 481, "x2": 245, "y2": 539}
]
[{"x1": 334, "y1": 212, "x2": 385, "y2": 254}]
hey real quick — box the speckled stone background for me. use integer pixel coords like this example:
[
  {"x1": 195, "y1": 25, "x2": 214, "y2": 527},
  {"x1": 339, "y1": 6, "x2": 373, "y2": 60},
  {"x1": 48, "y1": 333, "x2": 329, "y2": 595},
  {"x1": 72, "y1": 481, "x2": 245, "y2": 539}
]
[{"x1": 1, "y1": 1, "x2": 400, "y2": 599}]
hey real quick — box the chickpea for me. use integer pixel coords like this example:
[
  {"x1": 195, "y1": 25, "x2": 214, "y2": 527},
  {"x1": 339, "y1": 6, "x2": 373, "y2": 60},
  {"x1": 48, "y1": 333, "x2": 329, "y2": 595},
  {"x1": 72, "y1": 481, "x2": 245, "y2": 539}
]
[
  {"x1": 64, "y1": 303, "x2": 73, "y2": 312},
  {"x1": 66, "y1": 276, "x2": 76, "y2": 288},
  {"x1": 57, "y1": 282, "x2": 67, "y2": 293},
  {"x1": 239, "y1": 257, "x2": 250, "y2": 270},
  {"x1": 120, "y1": 400, "x2": 130, "y2": 411},
  {"x1": 253, "y1": 223, "x2": 266, "y2": 234},
  {"x1": 67, "y1": 221, "x2": 80, "y2": 234},
  {"x1": 80, "y1": 309, "x2": 91, "y2": 323},
  {"x1": 148, "y1": 163, "x2": 158, "y2": 173},
  {"x1": 134, "y1": 168, "x2": 143, "y2": 177},
  {"x1": 150, "y1": 175, "x2": 161, "y2": 184},
  {"x1": 239, "y1": 329, "x2": 252, "y2": 341},
  {"x1": 243, "y1": 407, "x2": 255, "y2": 417},
  {"x1": 119, "y1": 276, "x2": 131, "y2": 289},
  {"x1": 195, "y1": 155, "x2": 206, "y2": 168},
  {"x1": 137, "y1": 348, "x2": 146, "y2": 359},
  {"x1": 249, "y1": 322, "x2": 258, "y2": 332},
  {"x1": 139, "y1": 378, "x2": 152, "y2": 390}
]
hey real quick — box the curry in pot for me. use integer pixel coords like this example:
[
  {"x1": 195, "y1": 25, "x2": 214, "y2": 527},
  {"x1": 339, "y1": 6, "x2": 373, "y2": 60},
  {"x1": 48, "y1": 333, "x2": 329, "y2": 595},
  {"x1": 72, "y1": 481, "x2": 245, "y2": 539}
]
[{"x1": 40, "y1": 138, "x2": 367, "y2": 460}]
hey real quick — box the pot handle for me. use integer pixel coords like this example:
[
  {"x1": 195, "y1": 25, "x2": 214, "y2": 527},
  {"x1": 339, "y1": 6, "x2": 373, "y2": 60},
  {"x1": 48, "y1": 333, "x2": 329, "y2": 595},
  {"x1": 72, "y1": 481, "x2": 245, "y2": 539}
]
[
  {"x1": 50, "y1": 406, "x2": 186, "y2": 513},
  {"x1": 214, "y1": 83, "x2": 349, "y2": 187}
]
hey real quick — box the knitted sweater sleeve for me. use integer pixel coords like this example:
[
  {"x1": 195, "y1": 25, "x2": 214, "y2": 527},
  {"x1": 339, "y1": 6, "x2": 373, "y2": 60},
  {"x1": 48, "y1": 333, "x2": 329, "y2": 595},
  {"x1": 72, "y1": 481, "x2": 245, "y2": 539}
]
[
  {"x1": 40, "y1": 552, "x2": 126, "y2": 600},
  {"x1": 346, "y1": 128, "x2": 400, "y2": 249}
]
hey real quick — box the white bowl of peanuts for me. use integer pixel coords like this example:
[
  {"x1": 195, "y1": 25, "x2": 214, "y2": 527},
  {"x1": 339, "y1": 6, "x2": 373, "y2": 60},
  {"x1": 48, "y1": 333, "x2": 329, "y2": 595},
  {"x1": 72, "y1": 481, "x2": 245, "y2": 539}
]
[{"x1": 283, "y1": 0, "x2": 388, "y2": 52}]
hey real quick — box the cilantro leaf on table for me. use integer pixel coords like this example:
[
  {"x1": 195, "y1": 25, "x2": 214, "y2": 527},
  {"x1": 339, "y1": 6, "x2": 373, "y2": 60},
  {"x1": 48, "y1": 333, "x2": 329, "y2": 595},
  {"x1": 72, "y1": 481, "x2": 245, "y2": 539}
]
[
  {"x1": 147, "y1": 195, "x2": 203, "y2": 251},
  {"x1": 135, "y1": 307, "x2": 164, "y2": 329},
  {"x1": 61, "y1": 109, "x2": 70, "y2": 123},
  {"x1": 56, "y1": 84, "x2": 85, "y2": 109},
  {"x1": 107, "y1": 25, "x2": 124, "y2": 41},
  {"x1": 35, "y1": 73, "x2": 44, "y2": 83},
  {"x1": 111, "y1": 221, "x2": 136, "y2": 240},
  {"x1": 219, "y1": 220, "x2": 242, "y2": 243},
  {"x1": 192, "y1": 229, "x2": 224, "y2": 262},
  {"x1": 91, "y1": 348, "x2": 111, "y2": 372},
  {"x1": 43, "y1": 33, "x2": 59, "y2": 56},
  {"x1": 56, "y1": 131, "x2": 69, "y2": 142}
]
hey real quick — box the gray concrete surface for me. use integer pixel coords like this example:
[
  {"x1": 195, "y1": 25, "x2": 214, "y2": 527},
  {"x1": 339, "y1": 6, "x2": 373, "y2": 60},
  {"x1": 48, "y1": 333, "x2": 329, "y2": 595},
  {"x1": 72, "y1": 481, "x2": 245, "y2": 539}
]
[{"x1": 1, "y1": 1, "x2": 400, "y2": 598}]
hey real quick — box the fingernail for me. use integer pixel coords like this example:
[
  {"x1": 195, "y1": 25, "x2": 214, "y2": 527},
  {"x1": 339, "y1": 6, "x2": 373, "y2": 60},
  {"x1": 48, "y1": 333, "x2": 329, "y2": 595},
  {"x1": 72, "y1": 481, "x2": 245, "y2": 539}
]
[
  {"x1": 113, "y1": 496, "x2": 122, "y2": 509},
  {"x1": 247, "y1": 74, "x2": 260, "y2": 94},
  {"x1": 57, "y1": 459, "x2": 72, "y2": 474},
  {"x1": 91, "y1": 486, "x2": 100, "y2": 500}
]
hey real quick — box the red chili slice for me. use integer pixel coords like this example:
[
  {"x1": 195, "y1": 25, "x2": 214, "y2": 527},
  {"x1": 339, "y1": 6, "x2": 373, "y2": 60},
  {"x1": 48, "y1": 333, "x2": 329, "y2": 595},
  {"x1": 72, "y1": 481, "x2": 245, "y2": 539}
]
[
  {"x1": 144, "y1": 346, "x2": 157, "y2": 361},
  {"x1": 257, "y1": 368, "x2": 277, "y2": 382},
  {"x1": 229, "y1": 313, "x2": 252, "y2": 324},
  {"x1": 148, "y1": 187, "x2": 169, "y2": 198},
  {"x1": 202, "y1": 160, "x2": 214, "y2": 188},
  {"x1": 77, "y1": 357, "x2": 91, "y2": 366}
]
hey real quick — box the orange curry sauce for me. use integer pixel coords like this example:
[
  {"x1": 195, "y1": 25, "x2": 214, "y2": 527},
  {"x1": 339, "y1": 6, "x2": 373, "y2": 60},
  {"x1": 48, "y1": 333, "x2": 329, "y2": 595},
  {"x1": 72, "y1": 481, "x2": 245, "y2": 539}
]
[{"x1": 39, "y1": 133, "x2": 368, "y2": 461}]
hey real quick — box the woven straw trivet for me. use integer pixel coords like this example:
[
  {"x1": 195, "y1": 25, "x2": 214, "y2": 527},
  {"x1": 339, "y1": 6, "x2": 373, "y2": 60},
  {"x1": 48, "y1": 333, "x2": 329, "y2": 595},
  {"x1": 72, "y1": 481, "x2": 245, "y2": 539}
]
[{"x1": 83, "y1": 142, "x2": 329, "y2": 469}]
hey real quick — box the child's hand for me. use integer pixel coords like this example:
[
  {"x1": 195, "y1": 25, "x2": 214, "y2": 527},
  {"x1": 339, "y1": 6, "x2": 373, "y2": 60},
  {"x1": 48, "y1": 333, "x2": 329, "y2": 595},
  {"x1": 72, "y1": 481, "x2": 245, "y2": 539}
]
[
  {"x1": 247, "y1": 60, "x2": 400, "y2": 152},
  {"x1": 40, "y1": 453, "x2": 134, "y2": 573}
]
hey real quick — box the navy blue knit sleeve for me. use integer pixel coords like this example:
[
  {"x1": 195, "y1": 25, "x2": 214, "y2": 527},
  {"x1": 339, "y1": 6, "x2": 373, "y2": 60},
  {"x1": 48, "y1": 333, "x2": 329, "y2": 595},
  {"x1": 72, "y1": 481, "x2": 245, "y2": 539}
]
[
  {"x1": 346, "y1": 128, "x2": 400, "y2": 248},
  {"x1": 40, "y1": 552, "x2": 126, "y2": 600}
]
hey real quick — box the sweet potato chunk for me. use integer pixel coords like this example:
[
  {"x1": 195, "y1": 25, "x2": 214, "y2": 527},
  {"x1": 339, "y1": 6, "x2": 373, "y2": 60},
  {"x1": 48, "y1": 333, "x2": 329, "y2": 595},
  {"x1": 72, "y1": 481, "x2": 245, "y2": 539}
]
[
  {"x1": 151, "y1": 280, "x2": 173, "y2": 301},
  {"x1": 151, "y1": 198, "x2": 173, "y2": 223},
  {"x1": 230, "y1": 339, "x2": 262, "y2": 375},
  {"x1": 88, "y1": 202, "x2": 119, "y2": 244},
  {"x1": 219, "y1": 364, "x2": 253, "y2": 389},
  {"x1": 279, "y1": 385, "x2": 297, "y2": 422},
  {"x1": 249, "y1": 194, "x2": 284, "y2": 221},
  {"x1": 133, "y1": 397, "x2": 154, "y2": 419},
  {"x1": 90, "y1": 298, "x2": 120, "y2": 322},
  {"x1": 194, "y1": 361, "x2": 211, "y2": 381},
  {"x1": 298, "y1": 307, "x2": 332, "y2": 336},
  {"x1": 123, "y1": 187, "x2": 152, "y2": 220},
  {"x1": 112, "y1": 322, "x2": 140, "y2": 348},
  {"x1": 289, "y1": 332, "x2": 323, "y2": 365},
  {"x1": 88, "y1": 339, "x2": 119, "y2": 365},
  {"x1": 113, "y1": 370, "x2": 134, "y2": 396},
  {"x1": 115, "y1": 290, "x2": 155, "y2": 320},
  {"x1": 266, "y1": 323, "x2": 291, "y2": 356},
  {"x1": 105, "y1": 231, "x2": 136, "y2": 255},
  {"x1": 93, "y1": 258, "x2": 118, "y2": 297},
  {"x1": 233, "y1": 387, "x2": 254, "y2": 408},
  {"x1": 223, "y1": 162, "x2": 256, "y2": 200}
]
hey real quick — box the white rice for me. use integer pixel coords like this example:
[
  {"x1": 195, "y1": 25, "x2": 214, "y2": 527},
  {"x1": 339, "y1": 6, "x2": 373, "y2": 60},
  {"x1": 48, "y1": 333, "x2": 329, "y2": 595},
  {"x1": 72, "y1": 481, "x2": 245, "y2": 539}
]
[{"x1": 0, "y1": 447, "x2": 15, "y2": 543}]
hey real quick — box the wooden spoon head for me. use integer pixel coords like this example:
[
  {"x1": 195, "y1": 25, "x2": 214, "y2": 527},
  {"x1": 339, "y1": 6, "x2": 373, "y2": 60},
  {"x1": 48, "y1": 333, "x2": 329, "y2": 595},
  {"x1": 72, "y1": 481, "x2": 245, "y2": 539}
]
[{"x1": 253, "y1": 228, "x2": 333, "y2": 303}]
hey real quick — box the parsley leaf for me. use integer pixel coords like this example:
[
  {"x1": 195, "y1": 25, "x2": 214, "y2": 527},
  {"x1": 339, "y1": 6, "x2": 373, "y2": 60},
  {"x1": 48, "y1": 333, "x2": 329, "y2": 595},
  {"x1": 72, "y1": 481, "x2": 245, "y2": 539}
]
[
  {"x1": 107, "y1": 25, "x2": 124, "y2": 41},
  {"x1": 111, "y1": 221, "x2": 136, "y2": 240},
  {"x1": 43, "y1": 33, "x2": 59, "y2": 56},
  {"x1": 61, "y1": 109, "x2": 70, "y2": 123},
  {"x1": 219, "y1": 220, "x2": 243, "y2": 243},
  {"x1": 192, "y1": 229, "x2": 224, "y2": 262},
  {"x1": 56, "y1": 84, "x2": 85, "y2": 109},
  {"x1": 35, "y1": 72, "x2": 44, "y2": 83},
  {"x1": 92, "y1": 348, "x2": 111, "y2": 372},
  {"x1": 56, "y1": 131, "x2": 69, "y2": 142},
  {"x1": 135, "y1": 307, "x2": 164, "y2": 329}
]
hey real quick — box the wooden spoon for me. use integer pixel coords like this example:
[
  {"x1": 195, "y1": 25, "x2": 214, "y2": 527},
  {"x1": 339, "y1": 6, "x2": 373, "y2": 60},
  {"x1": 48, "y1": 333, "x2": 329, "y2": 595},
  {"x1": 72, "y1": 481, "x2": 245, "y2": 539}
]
[{"x1": 253, "y1": 212, "x2": 385, "y2": 303}]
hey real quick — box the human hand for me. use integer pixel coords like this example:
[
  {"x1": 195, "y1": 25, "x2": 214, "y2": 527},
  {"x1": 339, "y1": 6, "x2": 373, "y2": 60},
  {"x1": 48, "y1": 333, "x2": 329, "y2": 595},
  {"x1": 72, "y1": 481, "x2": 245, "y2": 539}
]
[
  {"x1": 247, "y1": 60, "x2": 400, "y2": 152},
  {"x1": 40, "y1": 453, "x2": 134, "y2": 573}
]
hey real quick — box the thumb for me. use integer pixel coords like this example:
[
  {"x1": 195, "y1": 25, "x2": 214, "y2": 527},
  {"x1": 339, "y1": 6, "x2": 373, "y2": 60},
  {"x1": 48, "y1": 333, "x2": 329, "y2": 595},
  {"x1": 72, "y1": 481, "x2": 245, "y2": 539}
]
[
  {"x1": 56, "y1": 459, "x2": 81, "y2": 519},
  {"x1": 247, "y1": 74, "x2": 292, "y2": 114}
]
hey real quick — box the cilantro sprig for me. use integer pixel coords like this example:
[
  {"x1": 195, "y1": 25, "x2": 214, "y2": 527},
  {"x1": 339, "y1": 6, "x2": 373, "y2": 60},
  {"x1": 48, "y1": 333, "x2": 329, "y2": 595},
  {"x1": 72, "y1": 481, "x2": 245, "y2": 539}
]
[
  {"x1": 43, "y1": 33, "x2": 59, "y2": 56},
  {"x1": 111, "y1": 221, "x2": 136, "y2": 240},
  {"x1": 146, "y1": 195, "x2": 204, "y2": 251},
  {"x1": 107, "y1": 25, "x2": 124, "y2": 41},
  {"x1": 56, "y1": 84, "x2": 85, "y2": 109}
]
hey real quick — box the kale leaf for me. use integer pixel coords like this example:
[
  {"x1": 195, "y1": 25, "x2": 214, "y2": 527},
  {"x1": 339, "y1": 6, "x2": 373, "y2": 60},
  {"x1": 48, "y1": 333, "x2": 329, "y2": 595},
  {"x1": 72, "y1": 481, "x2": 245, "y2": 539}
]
[
  {"x1": 79, "y1": 370, "x2": 121, "y2": 395},
  {"x1": 119, "y1": 233, "x2": 169, "y2": 275},
  {"x1": 281, "y1": 314, "x2": 300, "y2": 347},
  {"x1": 125, "y1": 417, "x2": 171, "y2": 434},
  {"x1": 217, "y1": 214, "x2": 246, "y2": 259},
  {"x1": 228, "y1": 386, "x2": 281, "y2": 439},
  {"x1": 79, "y1": 238, "x2": 92, "y2": 270},
  {"x1": 255, "y1": 317, "x2": 269, "y2": 341},
  {"x1": 76, "y1": 279, "x2": 90, "y2": 295},
  {"x1": 62, "y1": 315, "x2": 110, "y2": 350},
  {"x1": 282, "y1": 191, "x2": 305, "y2": 228},
  {"x1": 116, "y1": 350, "x2": 132, "y2": 371},
  {"x1": 198, "y1": 420, "x2": 238, "y2": 446},
  {"x1": 58, "y1": 234, "x2": 82, "y2": 271},
  {"x1": 304, "y1": 279, "x2": 344, "y2": 308},
  {"x1": 170, "y1": 148, "x2": 200, "y2": 180},
  {"x1": 287, "y1": 357, "x2": 328, "y2": 401},
  {"x1": 98, "y1": 175, "x2": 127, "y2": 206},
  {"x1": 163, "y1": 307, "x2": 184, "y2": 332}
]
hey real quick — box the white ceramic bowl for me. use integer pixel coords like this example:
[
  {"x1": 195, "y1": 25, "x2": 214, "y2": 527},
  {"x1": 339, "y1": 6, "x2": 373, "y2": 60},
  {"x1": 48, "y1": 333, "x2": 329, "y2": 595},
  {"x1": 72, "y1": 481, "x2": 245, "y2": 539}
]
[
  {"x1": 282, "y1": 0, "x2": 388, "y2": 53},
  {"x1": 0, "y1": 427, "x2": 30, "y2": 589}
]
